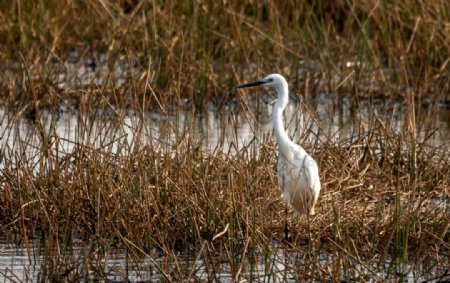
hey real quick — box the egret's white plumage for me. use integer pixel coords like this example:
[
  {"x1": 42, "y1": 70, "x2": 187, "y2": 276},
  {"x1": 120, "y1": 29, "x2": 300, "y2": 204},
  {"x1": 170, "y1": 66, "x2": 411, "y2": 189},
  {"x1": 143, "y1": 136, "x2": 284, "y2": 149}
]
[{"x1": 238, "y1": 74, "x2": 321, "y2": 217}]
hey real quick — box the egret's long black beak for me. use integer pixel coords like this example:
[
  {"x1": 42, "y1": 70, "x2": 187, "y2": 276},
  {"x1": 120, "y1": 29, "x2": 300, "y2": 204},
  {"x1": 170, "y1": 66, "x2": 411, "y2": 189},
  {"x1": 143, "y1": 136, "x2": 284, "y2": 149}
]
[{"x1": 237, "y1": 80, "x2": 266, "y2": 89}]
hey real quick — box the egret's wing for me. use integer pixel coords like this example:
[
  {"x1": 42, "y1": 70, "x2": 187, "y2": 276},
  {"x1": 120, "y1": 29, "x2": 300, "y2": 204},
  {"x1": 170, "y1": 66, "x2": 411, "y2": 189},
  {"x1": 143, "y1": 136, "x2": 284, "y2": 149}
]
[{"x1": 276, "y1": 156, "x2": 283, "y2": 187}]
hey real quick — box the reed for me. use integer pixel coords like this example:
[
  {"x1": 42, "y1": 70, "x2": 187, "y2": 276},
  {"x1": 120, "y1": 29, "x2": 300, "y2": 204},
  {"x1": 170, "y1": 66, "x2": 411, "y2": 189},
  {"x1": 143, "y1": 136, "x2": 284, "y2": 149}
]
[{"x1": 0, "y1": 0, "x2": 449, "y2": 281}]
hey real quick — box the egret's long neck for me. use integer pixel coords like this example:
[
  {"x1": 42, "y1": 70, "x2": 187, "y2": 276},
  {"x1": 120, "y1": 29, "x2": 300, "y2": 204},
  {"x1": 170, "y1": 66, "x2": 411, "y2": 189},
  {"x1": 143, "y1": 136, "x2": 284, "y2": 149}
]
[{"x1": 272, "y1": 83, "x2": 294, "y2": 156}]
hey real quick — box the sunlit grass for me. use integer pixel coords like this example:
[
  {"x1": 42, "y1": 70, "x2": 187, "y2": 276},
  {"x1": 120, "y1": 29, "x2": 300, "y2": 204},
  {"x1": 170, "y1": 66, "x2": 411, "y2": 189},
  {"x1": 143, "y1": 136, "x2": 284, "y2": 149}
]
[{"x1": 0, "y1": 0, "x2": 448, "y2": 109}]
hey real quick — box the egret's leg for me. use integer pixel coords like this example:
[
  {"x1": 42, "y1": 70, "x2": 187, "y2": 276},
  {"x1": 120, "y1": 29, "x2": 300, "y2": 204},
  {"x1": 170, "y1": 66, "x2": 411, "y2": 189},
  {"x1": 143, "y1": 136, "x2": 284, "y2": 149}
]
[
  {"x1": 306, "y1": 210, "x2": 313, "y2": 260},
  {"x1": 284, "y1": 206, "x2": 289, "y2": 242},
  {"x1": 307, "y1": 211, "x2": 311, "y2": 238}
]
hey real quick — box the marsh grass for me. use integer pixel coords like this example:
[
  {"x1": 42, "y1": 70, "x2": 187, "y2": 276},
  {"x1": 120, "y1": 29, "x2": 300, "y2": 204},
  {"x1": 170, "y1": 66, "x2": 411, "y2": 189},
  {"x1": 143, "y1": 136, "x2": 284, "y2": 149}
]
[
  {"x1": 0, "y1": 0, "x2": 449, "y2": 281},
  {"x1": 0, "y1": 1, "x2": 449, "y2": 109},
  {"x1": 1, "y1": 90, "x2": 449, "y2": 281}
]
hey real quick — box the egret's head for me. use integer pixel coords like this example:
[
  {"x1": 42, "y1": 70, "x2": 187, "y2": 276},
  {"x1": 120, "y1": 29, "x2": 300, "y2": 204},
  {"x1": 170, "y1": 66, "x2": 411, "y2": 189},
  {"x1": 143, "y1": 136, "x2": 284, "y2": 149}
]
[{"x1": 237, "y1": 73, "x2": 287, "y2": 89}]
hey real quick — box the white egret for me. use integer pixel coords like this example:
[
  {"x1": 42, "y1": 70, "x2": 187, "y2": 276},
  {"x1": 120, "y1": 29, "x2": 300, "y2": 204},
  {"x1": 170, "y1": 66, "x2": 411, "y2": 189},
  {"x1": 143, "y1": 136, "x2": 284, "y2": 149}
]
[{"x1": 238, "y1": 74, "x2": 321, "y2": 240}]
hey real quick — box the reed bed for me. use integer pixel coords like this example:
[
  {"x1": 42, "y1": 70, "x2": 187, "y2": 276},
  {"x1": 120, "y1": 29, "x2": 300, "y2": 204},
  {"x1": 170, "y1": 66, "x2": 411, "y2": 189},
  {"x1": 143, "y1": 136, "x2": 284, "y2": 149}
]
[
  {"x1": 0, "y1": 0, "x2": 448, "y2": 108},
  {"x1": 1, "y1": 93, "x2": 449, "y2": 281},
  {"x1": 0, "y1": 0, "x2": 449, "y2": 281}
]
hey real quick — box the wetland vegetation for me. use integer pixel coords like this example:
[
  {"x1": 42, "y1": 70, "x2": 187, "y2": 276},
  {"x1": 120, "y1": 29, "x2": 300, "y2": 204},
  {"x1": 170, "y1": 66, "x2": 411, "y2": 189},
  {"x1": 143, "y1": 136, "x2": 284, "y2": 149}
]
[{"x1": 0, "y1": 0, "x2": 449, "y2": 281}]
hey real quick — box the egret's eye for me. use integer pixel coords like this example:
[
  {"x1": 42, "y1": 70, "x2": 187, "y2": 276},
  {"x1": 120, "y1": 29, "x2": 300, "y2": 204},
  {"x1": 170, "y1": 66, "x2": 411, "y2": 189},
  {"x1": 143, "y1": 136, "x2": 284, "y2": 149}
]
[{"x1": 267, "y1": 78, "x2": 273, "y2": 82}]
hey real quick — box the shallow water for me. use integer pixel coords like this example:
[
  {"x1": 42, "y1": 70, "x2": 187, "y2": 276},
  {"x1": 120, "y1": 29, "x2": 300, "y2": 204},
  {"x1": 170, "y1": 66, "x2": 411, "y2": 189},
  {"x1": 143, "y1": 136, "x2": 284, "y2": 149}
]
[
  {"x1": 1, "y1": 237, "x2": 447, "y2": 282},
  {"x1": 1, "y1": 95, "x2": 448, "y2": 172},
  {"x1": 0, "y1": 237, "x2": 295, "y2": 281}
]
